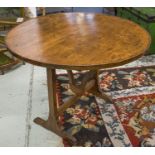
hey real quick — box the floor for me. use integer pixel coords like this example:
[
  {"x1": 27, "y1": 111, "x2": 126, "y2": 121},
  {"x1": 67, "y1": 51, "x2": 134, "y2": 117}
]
[{"x1": 1, "y1": 55, "x2": 155, "y2": 146}]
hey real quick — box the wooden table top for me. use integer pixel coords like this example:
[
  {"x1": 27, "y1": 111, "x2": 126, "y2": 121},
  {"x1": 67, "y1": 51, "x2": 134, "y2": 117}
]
[{"x1": 6, "y1": 13, "x2": 151, "y2": 70}]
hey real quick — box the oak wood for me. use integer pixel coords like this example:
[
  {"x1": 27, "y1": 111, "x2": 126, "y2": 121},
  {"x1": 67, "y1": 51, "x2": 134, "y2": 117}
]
[
  {"x1": 6, "y1": 13, "x2": 151, "y2": 70},
  {"x1": 5, "y1": 13, "x2": 151, "y2": 144},
  {"x1": 57, "y1": 95, "x2": 80, "y2": 116},
  {"x1": 47, "y1": 68, "x2": 58, "y2": 116},
  {"x1": 67, "y1": 70, "x2": 75, "y2": 85},
  {"x1": 34, "y1": 68, "x2": 76, "y2": 142}
]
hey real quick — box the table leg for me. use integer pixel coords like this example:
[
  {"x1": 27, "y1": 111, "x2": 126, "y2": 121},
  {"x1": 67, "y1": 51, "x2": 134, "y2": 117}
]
[
  {"x1": 34, "y1": 68, "x2": 76, "y2": 143},
  {"x1": 91, "y1": 70, "x2": 114, "y2": 104},
  {"x1": 67, "y1": 70, "x2": 75, "y2": 85},
  {"x1": 33, "y1": 68, "x2": 113, "y2": 145},
  {"x1": 68, "y1": 70, "x2": 114, "y2": 104}
]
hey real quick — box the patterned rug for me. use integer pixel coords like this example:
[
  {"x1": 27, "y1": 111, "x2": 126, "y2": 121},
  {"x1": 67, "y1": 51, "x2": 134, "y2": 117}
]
[
  {"x1": 98, "y1": 66, "x2": 155, "y2": 92},
  {"x1": 56, "y1": 65, "x2": 155, "y2": 147}
]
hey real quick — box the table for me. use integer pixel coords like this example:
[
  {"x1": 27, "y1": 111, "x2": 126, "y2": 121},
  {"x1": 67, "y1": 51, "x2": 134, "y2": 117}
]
[{"x1": 6, "y1": 13, "x2": 151, "y2": 144}]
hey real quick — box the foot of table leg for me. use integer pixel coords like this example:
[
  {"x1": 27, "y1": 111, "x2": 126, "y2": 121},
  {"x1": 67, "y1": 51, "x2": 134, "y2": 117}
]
[
  {"x1": 34, "y1": 117, "x2": 77, "y2": 144},
  {"x1": 34, "y1": 68, "x2": 114, "y2": 146},
  {"x1": 34, "y1": 117, "x2": 47, "y2": 128},
  {"x1": 34, "y1": 68, "x2": 77, "y2": 145}
]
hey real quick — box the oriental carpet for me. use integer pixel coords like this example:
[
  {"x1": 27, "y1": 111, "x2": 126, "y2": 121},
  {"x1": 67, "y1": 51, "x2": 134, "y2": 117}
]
[{"x1": 56, "y1": 65, "x2": 155, "y2": 146}]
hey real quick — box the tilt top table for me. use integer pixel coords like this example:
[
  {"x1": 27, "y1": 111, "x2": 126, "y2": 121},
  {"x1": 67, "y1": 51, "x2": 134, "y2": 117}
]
[{"x1": 6, "y1": 13, "x2": 151, "y2": 144}]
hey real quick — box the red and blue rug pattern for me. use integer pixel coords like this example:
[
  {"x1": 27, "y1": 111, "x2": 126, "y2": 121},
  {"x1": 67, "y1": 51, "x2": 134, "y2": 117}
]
[{"x1": 56, "y1": 65, "x2": 155, "y2": 146}]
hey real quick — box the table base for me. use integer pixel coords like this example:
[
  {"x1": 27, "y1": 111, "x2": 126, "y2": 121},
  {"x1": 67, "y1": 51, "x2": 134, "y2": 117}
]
[{"x1": 33, "y1": 68, "x2": 114, "y2": 145}]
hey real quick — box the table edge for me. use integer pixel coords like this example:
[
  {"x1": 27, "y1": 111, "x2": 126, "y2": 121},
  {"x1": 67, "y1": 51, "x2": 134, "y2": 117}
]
[{"x1": 5, "y1": 13, "x2": 152, "y2": 70}]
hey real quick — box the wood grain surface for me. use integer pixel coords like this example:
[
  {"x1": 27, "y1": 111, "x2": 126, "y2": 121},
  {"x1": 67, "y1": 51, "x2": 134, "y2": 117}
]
[{"x1": 6, "y1": 13, "x2": 151, "y2": 70}]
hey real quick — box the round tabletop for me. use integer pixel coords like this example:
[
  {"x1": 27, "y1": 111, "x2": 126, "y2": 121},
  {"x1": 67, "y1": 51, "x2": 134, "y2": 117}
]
[{"x1": 6, "y1": 13, "x2": 151, "y2": 70}]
